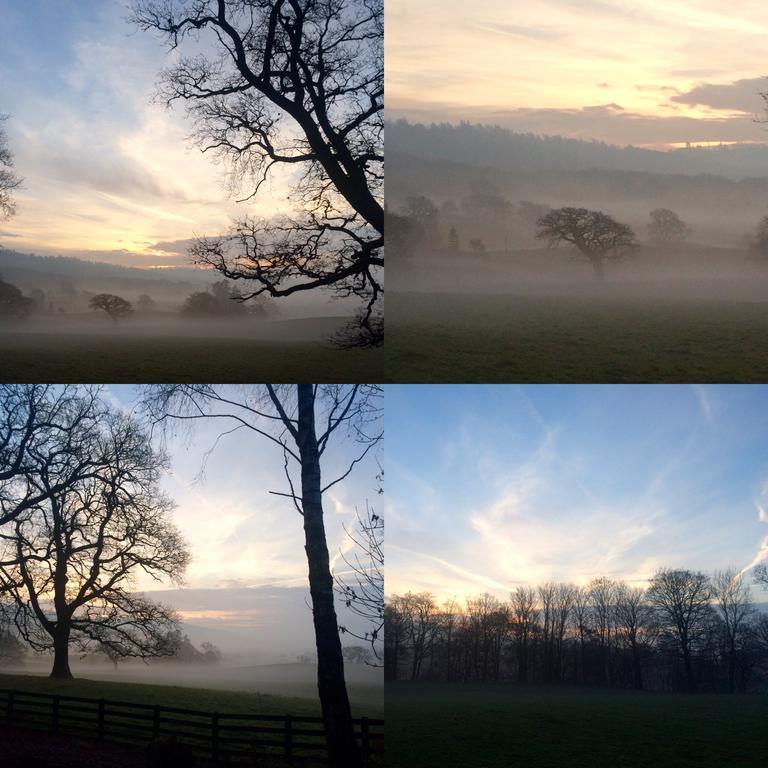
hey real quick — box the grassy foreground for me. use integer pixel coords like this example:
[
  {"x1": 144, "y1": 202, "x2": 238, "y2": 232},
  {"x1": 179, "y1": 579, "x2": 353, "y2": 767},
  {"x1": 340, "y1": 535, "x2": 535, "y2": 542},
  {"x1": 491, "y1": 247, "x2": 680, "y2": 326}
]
[
  {"x1": 0, "y1": 333, "x2": 382, "y2": 382},
  {"x1": 386, "y1": 292, "x2": 768, "y2": 382},
  {"x1": 0, "y1": 672, "x2": 327, "y2": 717},
  {"x1": 387, "y1": 682, "x2": 768, "y2": 768}
]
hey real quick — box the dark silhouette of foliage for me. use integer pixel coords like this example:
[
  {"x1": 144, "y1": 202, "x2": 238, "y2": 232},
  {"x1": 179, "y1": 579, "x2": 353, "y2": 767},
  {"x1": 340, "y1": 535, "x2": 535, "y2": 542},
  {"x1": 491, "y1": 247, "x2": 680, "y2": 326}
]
[
  {"x1": 537, "y1": 207, "x2": 638, "y2": 281},
  {"x1": 0, "y1": 275, "x2": 33, "y2": 318},
  {"x1": 89, "y1": 293, "x2": 134, "y2": 325},
  {"x1": 136, "y1": 293, "x2": 156, "y2": 313},
  {"x1": 131, "y1": 0, "x2": 383, "y2": 346}
]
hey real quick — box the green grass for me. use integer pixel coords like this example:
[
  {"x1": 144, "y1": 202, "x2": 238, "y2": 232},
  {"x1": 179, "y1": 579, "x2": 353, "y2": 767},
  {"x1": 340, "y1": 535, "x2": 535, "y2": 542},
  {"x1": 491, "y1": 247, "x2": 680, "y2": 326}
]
[
  {"x1": 0, "y1": 333, "x2": 382, "y2": 382},
  {"x1": 385, "y1": 292, "x2": 768, "y2": 382},
  {"x1": 386, "y1": 682, "x2": 768, "y2": 768},
  {"x1": 0, "y1": 672, "x2": 328, "y2": 717}
]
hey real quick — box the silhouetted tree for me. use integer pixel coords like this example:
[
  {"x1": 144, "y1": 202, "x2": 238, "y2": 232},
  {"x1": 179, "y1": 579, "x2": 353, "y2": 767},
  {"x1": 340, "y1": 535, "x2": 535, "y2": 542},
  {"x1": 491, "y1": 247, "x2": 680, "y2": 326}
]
[
  {"x1": 755, "y1": 564, "x2": 768, "y2": 587},
  {"x1": 0, "y1": 276, "x2": 33, "y2": 318},
  {"x1": 136, "y1": 294, "x2": 156, "y2": 313},
  {"x1": 0, "y1": 392, "x2": 188, "y2": 678},
  {"x1": 647, "y1": 208, "x2": 691, "y2": 243},
  {"x1": 131, "y1": 0, "x2": 383, "y2": 345},
  {"x1": 0, "y1": 116, "x2": 21, "y2": 221},
  {"x1": 712, "y1": 569, "x2": 755, "y2": 693},
  {"x1": 89, "y1": 293, "x2": 133, "y2": 325},
  {"x1": 537, "y1": 207, "x2": 638, "y2": 281},
  {"x1": 647, "y1": 569, "x2": 713, "y2": 692},
  {"x1": 141, "y1": 384, "x2": 382, "y2": 768}
]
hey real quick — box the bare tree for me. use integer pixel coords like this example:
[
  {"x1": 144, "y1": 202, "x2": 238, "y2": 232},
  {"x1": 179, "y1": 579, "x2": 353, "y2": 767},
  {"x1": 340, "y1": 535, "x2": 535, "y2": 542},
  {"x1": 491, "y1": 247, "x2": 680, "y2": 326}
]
[
  {"x1": 588, "y1": 576, "x2": 616, "y2": 685},
  {"x1": 613, "y1": 584, "x2": 654, "y2": 690},
  {"x1": 647, "y1": 208, "x2": 691, "y2": 244},
  {"x1": 712, "y1": 569, "x2": 755, "y2": 693},
  {"x1": 0, "y1": 386, "x2": 135, "y2": 528},
  {"x1": 131, "y1": 0, "x2": 383, "y2": 344},
  {"x1": 755, "y1": 563, "x2": 767, "y2": 587},
  {"x1": 0, "y1": 397, "x2": 188, "y2": 679},
  {"x1": 141, "y1": 384, "x2": 381, "y2": 768},
  {"x1": 647, "y1": 568, "x2": 713, "y2": 692},
  {"x1": 89, "y1": 294, "x2": 134, "y2": 325},
  {"x1": 510, "y1": 586, "x2": 537, "y2": 684},
  {"x1": 334, "y1": 502, "x2": 383, "y2": 664},
  {"x1": 0, "y1": 116, "x2": 22, "y2": 221},
  {"x1": 537, "y1": 207, "x2": 637, "y2": 281}
]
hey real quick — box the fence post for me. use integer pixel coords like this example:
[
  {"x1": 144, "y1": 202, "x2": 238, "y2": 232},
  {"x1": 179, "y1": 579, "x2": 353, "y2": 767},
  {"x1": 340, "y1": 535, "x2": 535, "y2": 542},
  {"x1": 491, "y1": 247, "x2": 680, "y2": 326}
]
[
  {"x1": 361, "y1": 717, "x2": 370, "y2": 761},
  {"x1": 97, "y1": 699, "x2": 105, "y2": 741},
  {"x1": 6, "y1": 690, "x2": 14, "y2": 725},
  {"x1": 152, "y1": 705, "x2": 161, "y2": 740},
  {"x1": 52, "y1": 695, "x2": 60, "y2": 734},
  {"x1": 284, "y1": 714, "x2": 293, "y2": 766},
  {"x1": 211, "y1": 712, "x2": 219, "y2": 764}
]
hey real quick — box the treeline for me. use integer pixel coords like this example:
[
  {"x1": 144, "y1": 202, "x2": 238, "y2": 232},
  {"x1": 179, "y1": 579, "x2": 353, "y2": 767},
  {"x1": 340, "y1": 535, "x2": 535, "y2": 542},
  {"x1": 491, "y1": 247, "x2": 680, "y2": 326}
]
[
  {"x1": 385, "y1": 568, "x2": 768, "y2": 694},
  {"x1": 387, "y1": 119, "x2": 768, "y2": 180}
]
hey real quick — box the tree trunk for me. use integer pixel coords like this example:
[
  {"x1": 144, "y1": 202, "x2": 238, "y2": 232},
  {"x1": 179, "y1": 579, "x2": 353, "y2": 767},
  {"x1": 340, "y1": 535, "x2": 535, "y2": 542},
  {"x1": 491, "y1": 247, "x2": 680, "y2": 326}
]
[
  {"x1": 590, "y1": 256, "x2": 605, "y2": 282},
  {"x1": 50, "y1": 622, "x2": 72, "y2": 679},
  {"x1": 295, "y1": 384, "x2": 361, "y2": 768}
]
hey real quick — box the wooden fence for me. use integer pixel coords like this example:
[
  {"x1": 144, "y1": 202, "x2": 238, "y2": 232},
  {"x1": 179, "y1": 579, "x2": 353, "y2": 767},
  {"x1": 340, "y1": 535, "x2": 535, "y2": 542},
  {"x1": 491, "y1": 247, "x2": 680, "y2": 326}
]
[{"x1": 0, "y1": 688, "x2": 383, "y2": 765}]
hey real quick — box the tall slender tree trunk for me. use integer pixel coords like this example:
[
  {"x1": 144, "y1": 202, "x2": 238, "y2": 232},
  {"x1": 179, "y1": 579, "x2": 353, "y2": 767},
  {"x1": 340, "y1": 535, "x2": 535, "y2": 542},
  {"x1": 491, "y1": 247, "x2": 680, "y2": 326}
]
[
  {"x1": 296, "y1": 384, "x2": 362, "y2": 768},
  {"x1": 50, "y1": 621, "x2": 72, "y2": 679}
]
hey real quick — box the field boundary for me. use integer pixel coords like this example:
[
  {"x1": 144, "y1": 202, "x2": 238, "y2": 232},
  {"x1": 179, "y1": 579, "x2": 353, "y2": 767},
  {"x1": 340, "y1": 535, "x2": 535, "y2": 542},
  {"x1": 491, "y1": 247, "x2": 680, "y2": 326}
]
[{"x1": 0, "y1": 687, "x2": 383, "y2": 765}]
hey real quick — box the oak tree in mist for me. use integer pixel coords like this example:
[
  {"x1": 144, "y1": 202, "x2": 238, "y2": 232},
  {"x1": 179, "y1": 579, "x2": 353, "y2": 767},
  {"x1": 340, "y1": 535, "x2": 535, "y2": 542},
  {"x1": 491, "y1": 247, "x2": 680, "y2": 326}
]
[
  {"x1": 537, "y1": 207, "x2": 637, "y2": 281},
  {"x1": 141, "y1": 384, "x2": 382, "y2": 768},
  {"x1": 131, "y1": 0, "x2": 383, "y2": 345},
  {"x1": 647, "y1": 208, "x2": 690, "y2": 244},
  {"x1": 0, "y1": 387, "x2": 189, "y2": 679},
  {"x1": 0, "y1": 116, "x2": 21, "y2": 221},
  {"x1": 750, "y1": 215, "x2": 768, "y2": 258},
  {"x1": 89, "y1": 293, "x2": 133, "y2": 325}
]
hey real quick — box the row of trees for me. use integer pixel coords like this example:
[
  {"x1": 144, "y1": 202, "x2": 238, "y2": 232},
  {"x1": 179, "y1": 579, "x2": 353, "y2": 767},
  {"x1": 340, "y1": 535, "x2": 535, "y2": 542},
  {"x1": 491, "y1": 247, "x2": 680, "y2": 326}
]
[{"x1": 386, "y1": 567, "x2": 768, "y2": 694}]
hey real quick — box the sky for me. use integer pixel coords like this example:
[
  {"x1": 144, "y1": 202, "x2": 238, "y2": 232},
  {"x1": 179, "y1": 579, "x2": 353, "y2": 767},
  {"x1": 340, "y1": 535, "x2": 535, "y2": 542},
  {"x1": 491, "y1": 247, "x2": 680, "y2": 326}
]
[
  {"x1": 0, "y1": 1, "x2": 291, "y2": 267},
  {"x1": 105, "y1": 385, "x2": 382, "y2": 657},
  {"x1": 386, "y1": 0, "x2": 768, "y2": 148},
  {"x1": 386, "y1": 385, "x2": 768, "y2": 604}
]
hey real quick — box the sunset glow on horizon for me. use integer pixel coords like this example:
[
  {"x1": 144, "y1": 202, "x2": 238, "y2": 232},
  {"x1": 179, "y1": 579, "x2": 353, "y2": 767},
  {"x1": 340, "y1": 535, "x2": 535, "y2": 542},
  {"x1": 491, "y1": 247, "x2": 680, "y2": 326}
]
[
  {"x1": 386, "y1": 0, "x2": 768, "y2": 149},
  {"x1": 0, "y1": 0, "x2": 292, "y2": 267}
]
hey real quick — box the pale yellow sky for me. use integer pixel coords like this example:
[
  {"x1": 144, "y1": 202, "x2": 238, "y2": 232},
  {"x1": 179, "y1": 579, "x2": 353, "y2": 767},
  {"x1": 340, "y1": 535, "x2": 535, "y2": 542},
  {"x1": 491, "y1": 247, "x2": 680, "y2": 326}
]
[
  {"x1": 386, "y1": 0, "x2": 768, "y2": 147},
  {"x1": 1, "y1": 1, "x2": 292, "y2": 266}
]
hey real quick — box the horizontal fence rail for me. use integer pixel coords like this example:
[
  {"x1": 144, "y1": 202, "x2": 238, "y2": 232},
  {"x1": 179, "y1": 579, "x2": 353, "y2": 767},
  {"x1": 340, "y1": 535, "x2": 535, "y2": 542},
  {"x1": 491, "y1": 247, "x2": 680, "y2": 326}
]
[{"x1": 0, "y1": 688, "x2": 383, "y2": 765}]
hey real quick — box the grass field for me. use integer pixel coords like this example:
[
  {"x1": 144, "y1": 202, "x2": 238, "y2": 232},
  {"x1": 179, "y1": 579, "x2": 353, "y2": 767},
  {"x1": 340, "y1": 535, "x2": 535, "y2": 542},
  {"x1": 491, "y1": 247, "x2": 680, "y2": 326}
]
[
  {"x1": 0, "y1": 672, "x2": 320, "y2": 717},
  {"x1": 0, "y1": 332, "x2": 382, "y2": 382},
  {"x1": 386, "y1": 682, "x2": 768, "y2": 768},
  {"x1": 385, "y1": 292, "x2": 768, "y2": 382}
]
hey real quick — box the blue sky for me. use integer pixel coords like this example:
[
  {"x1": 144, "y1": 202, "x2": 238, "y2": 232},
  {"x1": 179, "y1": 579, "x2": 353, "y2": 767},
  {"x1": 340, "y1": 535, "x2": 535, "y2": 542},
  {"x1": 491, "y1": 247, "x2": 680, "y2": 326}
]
[
  {"x1": 386, "y1": 385, "x2": 768, "y2": 602},
  {"x1": 0, "y1": 1, "x2": 288, "y2": 264}
]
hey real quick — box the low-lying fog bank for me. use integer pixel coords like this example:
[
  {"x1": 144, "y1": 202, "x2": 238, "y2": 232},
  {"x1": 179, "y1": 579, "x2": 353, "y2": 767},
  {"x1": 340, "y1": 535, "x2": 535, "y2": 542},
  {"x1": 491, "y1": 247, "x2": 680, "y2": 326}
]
[{"x1": 0, "y1": 658, "x2": 383, "y2": 704}]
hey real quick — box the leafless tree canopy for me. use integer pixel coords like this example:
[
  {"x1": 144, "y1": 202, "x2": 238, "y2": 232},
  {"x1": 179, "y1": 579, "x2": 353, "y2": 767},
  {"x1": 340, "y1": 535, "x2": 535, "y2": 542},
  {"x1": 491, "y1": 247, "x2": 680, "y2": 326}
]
[
  {"x1": 89, "y1": 293, "x2": 134, "y2": 325},
  {"x1": 0, "y1": 115, "x2": 22, "y2": 221},
  {"x1": 131, "y1": 1, "x2": 383, "y2": 343},
  {"x1": 0, "y1": 386, "x2": 189, "y2": 679},
  {"x1": 537, "y1": 206, "x2": 638, "y2": 280},
  {"x1": 386, "y1": 568, "x2": 768, "y2": 693},
  {"x1": 334, "y1": 502, "x2": 383, "y2": 663}
]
